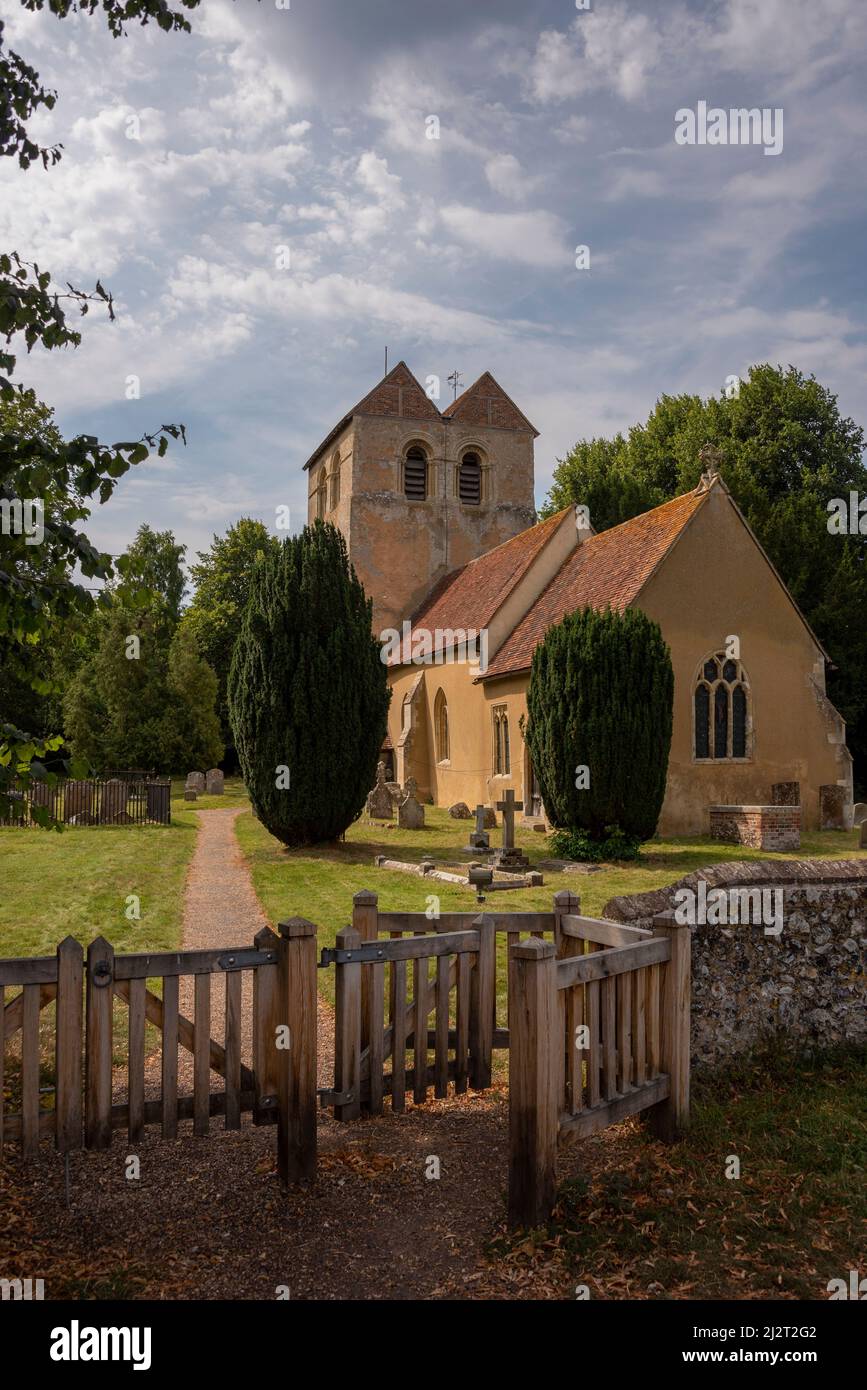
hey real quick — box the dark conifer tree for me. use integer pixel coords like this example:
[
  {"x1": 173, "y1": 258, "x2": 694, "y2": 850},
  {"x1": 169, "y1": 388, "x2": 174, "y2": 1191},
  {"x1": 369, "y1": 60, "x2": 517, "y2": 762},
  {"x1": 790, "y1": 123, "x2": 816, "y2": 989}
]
[
  {"x1": 524, "y1": 606, "x2": 673, "y2": 841},
  {"x1": 227, "y1": 521, "x2": 390, "y2": 846}
]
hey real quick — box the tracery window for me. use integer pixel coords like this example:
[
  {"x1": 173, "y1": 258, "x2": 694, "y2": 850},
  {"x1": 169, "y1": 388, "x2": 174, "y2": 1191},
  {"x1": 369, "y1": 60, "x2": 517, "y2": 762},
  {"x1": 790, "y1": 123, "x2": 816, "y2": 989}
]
[
  {"x1": 694, "y1": 652, "x2": 750, "y2": 759},
  {"x1": 492, "y1": 705, "x2": 510, "y2": 775},
  {"x1": 434, "y1": 689, "x2": 449, "y2": 762}
]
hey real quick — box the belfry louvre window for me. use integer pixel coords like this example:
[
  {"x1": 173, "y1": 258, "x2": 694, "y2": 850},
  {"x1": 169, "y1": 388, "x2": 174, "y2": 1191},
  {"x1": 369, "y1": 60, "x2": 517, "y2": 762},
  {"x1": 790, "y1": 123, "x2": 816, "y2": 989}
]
[
  {"x1": 694, "y1": 652, "x2": 750, "y2": 760},
  {"x1": 459, "y1": 451, "x2": 481, "y2": 505},
  {"x1": 404, "y1": 446, "x2": 428, "y2": 500}
]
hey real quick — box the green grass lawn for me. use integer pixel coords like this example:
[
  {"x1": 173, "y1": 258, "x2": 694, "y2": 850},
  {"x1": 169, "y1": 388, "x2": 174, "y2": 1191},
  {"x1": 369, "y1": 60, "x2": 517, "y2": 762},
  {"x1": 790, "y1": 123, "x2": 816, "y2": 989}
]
[
  {"x1": 493, "y1": 1047, "x2": 867, "y2": 1300},
  {"x1": 0, "y1": 811, "x2": 200, "y2": 961},
  {"x1": 235, "y1": 805, "x2": 867, "y2": 1017}
]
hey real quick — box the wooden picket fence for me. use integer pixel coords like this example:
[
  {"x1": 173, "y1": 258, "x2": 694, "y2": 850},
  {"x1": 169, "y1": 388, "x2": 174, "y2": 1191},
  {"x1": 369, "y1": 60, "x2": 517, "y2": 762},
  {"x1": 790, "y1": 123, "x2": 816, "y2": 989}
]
[
  {"x1": 0, "y1": 920, "x2": 317, "y2": 1184},
  {"x1": 508, "y1": 908, "x2": 691, "y2": 1226},
  {"x1": 0, "y1": 889, "x2": 689, "y2": 1223}
]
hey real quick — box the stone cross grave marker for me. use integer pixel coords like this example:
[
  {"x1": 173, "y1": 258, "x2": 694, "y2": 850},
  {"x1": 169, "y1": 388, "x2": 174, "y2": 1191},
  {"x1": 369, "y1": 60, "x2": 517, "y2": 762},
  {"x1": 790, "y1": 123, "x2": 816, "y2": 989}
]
[
  {"x1": 466, "y1": 803, "x2": 491, "y2": 852},
  {"x1": 494, "y1": 789, "x2": 530, "y2": 871},
  {"x1": 496, "y1": 790, "x2": 522, "y2": 851}
]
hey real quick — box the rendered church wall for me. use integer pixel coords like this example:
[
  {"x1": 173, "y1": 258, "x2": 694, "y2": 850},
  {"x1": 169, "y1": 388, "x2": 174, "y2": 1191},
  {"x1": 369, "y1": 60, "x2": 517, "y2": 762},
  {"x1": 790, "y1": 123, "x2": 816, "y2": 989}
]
[{"x1": 637, "y1": 487, "x2": 845, "y2": 835}]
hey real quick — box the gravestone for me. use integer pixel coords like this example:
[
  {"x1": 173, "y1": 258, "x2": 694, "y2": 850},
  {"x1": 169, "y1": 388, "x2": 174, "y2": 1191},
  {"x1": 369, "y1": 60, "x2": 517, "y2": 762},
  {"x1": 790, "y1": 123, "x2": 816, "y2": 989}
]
[
  {"x1": 184, "y1": 789, "x2": 198, "y2": 802},
  {"x1": 466, "y1": 804, "x2": 491, "y2": 852},
  {"x1": 493, "y1": 789, "x2": 530, "y2": 871},
  {"x1": 448, "y1": 802, "x2": 472, "y2": 819},
  {"x1": 397, "y1": 776, "x2": 425, "y2": 830},
  {"x1": 481, "y1": 806, "x2": 497, "y2": 829},
  {"x1": 186, "y1": 771, "x2": 206, "y2": 793},
  {"x1": 205, "y1": 768, "x2": 224, "y2": 795},
  {"x1": 101, "y1": 779, "x2": 130, "y2": 824},
  {"x1": 820, "y1": 783, "x2": 846, "y2": 830},
  {"x1": 852, "y1": 802, "x2": 867, "y2": 827},
  {"x1": 366, "y1": 761, "x2": 394, "y2": 819}
]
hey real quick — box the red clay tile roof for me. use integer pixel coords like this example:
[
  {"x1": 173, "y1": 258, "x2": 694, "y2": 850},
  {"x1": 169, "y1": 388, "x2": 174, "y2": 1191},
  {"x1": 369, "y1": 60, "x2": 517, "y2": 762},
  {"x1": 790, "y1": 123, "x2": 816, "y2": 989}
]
[
  {"x1": 304, "y1": 361, "x2": 441, "y2": 470},
  {"x1": 398, "y1": 507, "x2": 571, "y2": 654},
  {"x1": 482, "y1": 487, "x2": 709, "y2": 679},
  {"x1": 442, "y1": 371, "x2": 538, "y2": 435}
]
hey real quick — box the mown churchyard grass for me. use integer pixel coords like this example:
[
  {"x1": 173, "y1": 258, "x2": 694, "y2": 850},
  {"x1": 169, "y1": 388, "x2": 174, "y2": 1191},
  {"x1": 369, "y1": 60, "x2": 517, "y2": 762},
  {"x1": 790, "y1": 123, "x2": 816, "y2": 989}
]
[{"x1": 491, "y1": 1046, "x2": 867, "y2": 1300}]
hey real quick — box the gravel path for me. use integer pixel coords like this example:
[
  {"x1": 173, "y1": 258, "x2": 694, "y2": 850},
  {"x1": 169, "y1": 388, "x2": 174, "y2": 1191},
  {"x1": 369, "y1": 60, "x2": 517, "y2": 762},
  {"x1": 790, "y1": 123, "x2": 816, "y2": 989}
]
[{"x1": 2, "y1": 810, "x2": 587, "y2": 1300}]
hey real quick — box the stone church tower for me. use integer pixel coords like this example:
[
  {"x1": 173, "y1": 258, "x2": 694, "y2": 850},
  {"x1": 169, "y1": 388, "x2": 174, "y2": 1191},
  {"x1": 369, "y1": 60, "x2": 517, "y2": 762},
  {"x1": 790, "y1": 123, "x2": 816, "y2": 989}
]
[{"x1": 303, "y1": 362, "x2": 538, "y2": 632}]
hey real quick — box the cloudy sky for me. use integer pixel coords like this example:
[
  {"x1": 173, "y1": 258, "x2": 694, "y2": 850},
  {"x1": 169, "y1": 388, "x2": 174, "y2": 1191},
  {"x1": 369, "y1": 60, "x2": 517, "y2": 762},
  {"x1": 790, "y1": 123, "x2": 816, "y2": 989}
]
[{"x1": 3, "y1": 0, "x2": 866, "y2": 571}]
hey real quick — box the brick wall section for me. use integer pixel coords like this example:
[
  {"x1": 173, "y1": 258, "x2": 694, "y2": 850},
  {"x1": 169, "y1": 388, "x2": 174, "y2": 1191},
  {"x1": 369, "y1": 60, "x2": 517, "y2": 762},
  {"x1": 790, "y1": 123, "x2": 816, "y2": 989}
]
[
  {"x1": 603, "y1": 860, "x2": 867, "y2": 1070},
  {"x1": 709, "y1": 803, "x2": 801, "y2": 851}
]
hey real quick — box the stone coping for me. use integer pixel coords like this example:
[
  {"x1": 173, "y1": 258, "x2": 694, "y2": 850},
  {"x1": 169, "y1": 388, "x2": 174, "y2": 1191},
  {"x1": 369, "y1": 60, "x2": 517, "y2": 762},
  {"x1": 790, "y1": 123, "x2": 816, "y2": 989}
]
[
  {"x1": 603, "y1": 858, "x2": 867, "y2": 923},
  {"x1": 709, "y1": 804, "x2": 798, "y2": 813}
]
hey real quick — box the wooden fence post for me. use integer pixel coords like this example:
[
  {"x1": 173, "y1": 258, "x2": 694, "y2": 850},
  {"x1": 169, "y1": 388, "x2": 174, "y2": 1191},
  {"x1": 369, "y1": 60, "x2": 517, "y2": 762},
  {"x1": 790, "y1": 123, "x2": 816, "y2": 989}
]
[
  {"x1": 276, "y1": 918, "x2": 318, "y2": 1185},
  {"x1": 470, "y1": 913, "x2": 495, "y2": 1091},
  {"x1": 334, "y1": 925, "x2": 361, "y2": 1121},
  {"x1": 253, "y1": 926, "x2": 281, "y2": 1125},
  {"x1": 85, "y1": 937, "x2": 114, "y2": 1150},
  {"x1": 508, "y1": 937, "x2": 558, "y2": 1229},
  {"x1": 55, "y1": 937, "x2": 83, "y2": 1153},
  {"x1": 647, "y1": 911, "x2": 691, "y2": 1141},
  {"x1": 353, "y1": 890, "x2": 378, "y2": 1114},
  {"x1": 554, "y1": 891, "x2": 582, "y2": 1116},
  {"x1": 553, "y1": 889, "x2": 580, "y2": 955}
]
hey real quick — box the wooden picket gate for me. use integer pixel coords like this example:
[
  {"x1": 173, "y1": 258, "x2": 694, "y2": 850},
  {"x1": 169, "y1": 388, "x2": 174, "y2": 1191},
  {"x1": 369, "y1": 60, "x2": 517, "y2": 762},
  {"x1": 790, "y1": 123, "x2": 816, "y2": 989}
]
[
  {"x1": 320, "y1": 897, "x2": 497, "y2": 1117},
  {"x1": 0, "y1": 919, "x2": 317, "y2": 1184},
  {"x1": 508, "y1": 909, "x2": 691, "y2": 1226}
]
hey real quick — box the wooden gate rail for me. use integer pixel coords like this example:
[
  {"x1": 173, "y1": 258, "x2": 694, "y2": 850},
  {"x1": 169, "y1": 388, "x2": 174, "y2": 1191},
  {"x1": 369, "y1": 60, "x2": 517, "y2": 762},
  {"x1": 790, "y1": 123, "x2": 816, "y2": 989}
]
[
  {"x1": 0, "y1": 920, "x2": 317, "y2": 1185},
  {"x1": 508, "y1": 910, "x2": 691, "y2": 1227}
]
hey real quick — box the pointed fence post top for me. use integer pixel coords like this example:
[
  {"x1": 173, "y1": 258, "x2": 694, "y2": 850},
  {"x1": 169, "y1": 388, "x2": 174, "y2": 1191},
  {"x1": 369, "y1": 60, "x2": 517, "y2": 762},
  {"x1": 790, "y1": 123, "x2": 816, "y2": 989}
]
[
  {"x1": 278, "y1": 918, "x2": 317, "y2": 939},
  {"x1": 553, "y1": 890, "x2": 581, "y2": 911},
  {"x1": 353, "y1": 889, "x2": 378, "y2": 907},
  {"x1": 511, "y1": 937, "x2": 556, "y2": 960},
  {"x1": 336, "y1": 924, "x2": 361, "y2": 950}
]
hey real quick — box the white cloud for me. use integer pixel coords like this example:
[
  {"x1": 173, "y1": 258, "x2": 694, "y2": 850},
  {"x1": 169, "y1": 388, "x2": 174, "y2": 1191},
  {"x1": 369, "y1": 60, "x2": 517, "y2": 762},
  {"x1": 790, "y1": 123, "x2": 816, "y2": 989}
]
[
  {"x1": 484, "y1": 152, "x2": 536, "y2": 201},
  {"x1": 439, "y1": 205, "x2": 569, "y2": 268}
]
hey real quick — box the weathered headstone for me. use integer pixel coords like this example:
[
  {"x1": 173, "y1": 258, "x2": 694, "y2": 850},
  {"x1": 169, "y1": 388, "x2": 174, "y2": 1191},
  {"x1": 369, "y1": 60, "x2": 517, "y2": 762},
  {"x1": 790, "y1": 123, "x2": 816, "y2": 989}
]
[
  {"x1": 820, "y1": 783, "x2": 846, "y2": 830},
  {"x1": 184, "y1": 789, "x2": 198, "y2": 802},
  {"x1": 101, "y1": 778, "x2": 130, "y2": 824},
  {"x1": 186, "y1": 771, "x2": 206, "y2": 793},
  {"x1": 366, "y1": 761, "x2": 394, "y2": 819},
  {"x1": 852, "y1": 802, "x2": 867, "y2": 827},
  {"x1": 481, "y1": 806, "x2": 497, "y2": 829},
  {"x1": 205, "y1": 768, "x2": 224, "y2": 795},
  {"x1": 448, "y1": 802, "x2": 472, "y2": 819},
  {"x1": 466, "y1": 803, "x2": 491, "y2": 852},
  {"x1": 493, "y1": 789, "x2": 530, "y2": 871},
  {"x1": 397, "y1": 776, "x2": 425, "y2": 829}
]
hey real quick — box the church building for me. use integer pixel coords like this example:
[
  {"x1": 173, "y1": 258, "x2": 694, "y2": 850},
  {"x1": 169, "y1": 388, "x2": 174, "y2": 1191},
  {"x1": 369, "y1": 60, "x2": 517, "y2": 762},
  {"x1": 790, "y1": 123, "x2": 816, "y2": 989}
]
[{"x1": 305, "y1": 362, "x2": 853, "y2": 835}]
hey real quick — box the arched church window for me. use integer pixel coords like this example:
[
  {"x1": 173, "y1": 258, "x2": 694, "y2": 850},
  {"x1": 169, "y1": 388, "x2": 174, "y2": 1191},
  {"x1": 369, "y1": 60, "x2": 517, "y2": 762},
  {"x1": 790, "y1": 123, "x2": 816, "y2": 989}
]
[
  {"x1": 459, "y1": 451, "x2": 481, "y2": 505},
  {"x1": 492, "y1": 705, "x2": 510, "y2": 774},
  {"x1": 315, "y1": 469, "x2": 326, "y2": 520},
  {"x1": 434, "y1": 689, "x2": 449, "y2": 762},
  {"x1": 694, "y1": 652, "x2": 751, "y2": 760},
  {"x1": 404, "y1": 446, "x2": 428, "y2": 501},
  {"x1": 329, "y1": 452, "x2": 341, "y2": 510}
]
